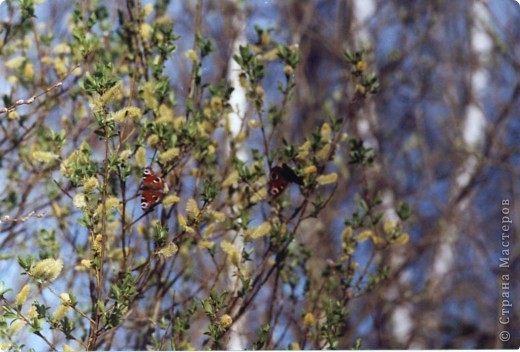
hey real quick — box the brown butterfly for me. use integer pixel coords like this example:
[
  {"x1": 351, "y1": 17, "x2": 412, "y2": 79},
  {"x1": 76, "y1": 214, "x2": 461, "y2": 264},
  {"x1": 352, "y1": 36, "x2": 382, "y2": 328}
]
[
  {"x1": 268, "y1": 164, "x2": 303, "y2": 196},
  {"x1": 140, "y1": 167, "x2": 169, "y2": 210}
]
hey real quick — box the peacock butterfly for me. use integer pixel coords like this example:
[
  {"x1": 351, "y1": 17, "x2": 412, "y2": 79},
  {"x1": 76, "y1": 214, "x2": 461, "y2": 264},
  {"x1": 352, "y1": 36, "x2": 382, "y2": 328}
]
[
  {"x1": 268, "y1": 163, "x2": 303, "y2": 196},
  {"x1": 140, "y1": 167, "x2": 169, "y2": 210}
]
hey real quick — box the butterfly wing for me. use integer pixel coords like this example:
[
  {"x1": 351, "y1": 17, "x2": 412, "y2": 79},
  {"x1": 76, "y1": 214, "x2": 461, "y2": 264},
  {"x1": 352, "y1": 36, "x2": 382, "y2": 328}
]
[
  {"x1": 268, "y1": 166, "x2": 289, "y2": 196},
  {"x1": 280, "y1": 163, "x2": 303, "y2": 185},
  {"x1": 268, "y1": 164, "x2": 303, "y2": 196},
  {"x1": 141, "y1": 190, "x2": 165, "y2": 210},
  {"x1": 142, "y1": 167, "x2": 165, "y2": 190},
  {"x1": 140, "y1": 167, "x2": 168, "y2": 210}
]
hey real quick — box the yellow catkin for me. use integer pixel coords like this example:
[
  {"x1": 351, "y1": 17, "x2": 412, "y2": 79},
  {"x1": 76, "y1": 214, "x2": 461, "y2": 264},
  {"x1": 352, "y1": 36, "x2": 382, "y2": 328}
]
[
  {"x1": 159, "y1": 148, "x2": 180, "y2": 163},
  {"x1": 250, "y1": 188, "x2": 267, "y2": 203},
  {"x1": 209, "y1": 210, "x2": 226, "y2": 223},
  {"x1": 73, "y1": 193, "x2": 87, "y2": 209},
  {"x1": 163, "y1": 194, "x2": 180, "y2": 206},
  {"x1": 6, "y1": 57, "x2": 26, "y2": 69},
  {"x1": 245, "y1": 222, "x2": 271, "y2": 240},
  {"x1": 178, "y1": 214, "x2": 187, "y2": 227},
  {"x1": 28, "y1": 306, "x2": 38, "y2": 320},
  {"x1": 53, "y1": 293, "x2": 72, "y2": 321},
  {"x1": 383, "y1": 220, "x2": 396, "y2": 235},
  {"x1": 143, "y1": 3, "x2": 153, "y2": 16},
  {"x1": 303, "y1": 312, "x2": 315, "y2": 327},
  {"x1": 157, "y1": 242, "x2": 179, "y2": 257},
  {"x1": 393, "y1": 233, "x2": 410, "y2": 245},
  {"x1": 136, "y1": 147, "x2": 146, "y2": 167},
  {"x1": 140, "y1": 23, "x2": 153, "y2": 41},
  {"x1": 186, "y1": 198, "x2": 200, "y2": 218},
  {"x1": 31, "y1": 151, "x2": 59, "y2": 163},
  {"x1": 24, "y1": 62, "x2": 34, "y2": 80},
  {"x1": 220, "y1": 241, "x2": 240, "y2": 266},
  {"x1": 15, "y1": 285, "x2": 30, "y2": 306},
  {"x1": 63, "y1": 345, "x2": 75, "y2": 352},
  {"x1": 112, "y1": 106, "x2": 142, "y2": 122},
  {"x1": 83, "y1": 177, "x2": 99, "y2": 192},
  {"x1": 342, "y1": 226, "x2": 353, "y2": 241},
  {"x1": 186, "y1": 50, "x2": 197, "y2": 61},
  {"x1": 304, "y1": 165, "x2": 317, "y2": 175},
  {"x1": 356, "y1": 60, "x2": 367, "y2": 71},
  {"x1": 198, "y1": 240, "x2": 215, "y2": 250},
  {"x1": 296, "y1": 140, "x2": 311, "y2": 160},
  {"x1": 30, "y1": 258, "x2": 64, "y2": 283},
  {"x1": 100, "y1": 81, "x2": 123, "y2": 104},
  {"x1": 143, "y1": 81, "x2": 159, "y2": 110},
  {"x1": 248, "y1": 119, "x2": 261, "y2": 128},
  {"x1": 219, "y1": 314, "x2": 233, "y2": 329},
  {"x1": 9, "y1": 320, "x2": 26, "y2": 334},
  {"x1": 316, "y1": 173, "x2": 338, "y2": 185},
  {"x1": 316, "y1": 144, "x2": 331, "y2": 162},
  {"x1": 320, "y1": 123, "x2": 332, "y2": 143},
  {"x1": 222, "y1": 171, "x2": 239, "y2": 187},
  {"x1": 81, "y1": 259, "x2": 93, "y2": 269}
]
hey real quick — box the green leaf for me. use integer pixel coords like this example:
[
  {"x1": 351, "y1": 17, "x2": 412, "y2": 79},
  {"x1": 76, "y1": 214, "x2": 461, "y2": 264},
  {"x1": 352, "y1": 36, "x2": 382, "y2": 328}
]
[{"x1": 397, "y1": 202, "x2": 414, "y2": 220}]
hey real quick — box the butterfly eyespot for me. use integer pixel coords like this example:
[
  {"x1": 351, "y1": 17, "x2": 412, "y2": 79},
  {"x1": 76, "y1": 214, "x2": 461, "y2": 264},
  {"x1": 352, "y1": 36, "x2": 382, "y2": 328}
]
[
  {"x1": 268, "y1": 164, "x2": 301, "y2": 197},
  {"x1": 141, "y1": 167, "x2": 169, "y2": 211}
]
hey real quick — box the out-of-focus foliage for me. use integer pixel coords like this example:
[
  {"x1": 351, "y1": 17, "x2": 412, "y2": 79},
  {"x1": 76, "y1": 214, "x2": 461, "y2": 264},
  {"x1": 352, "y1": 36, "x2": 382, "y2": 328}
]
[{"x1": 0, "y1": 0, "x2": 518, "y2": 350}]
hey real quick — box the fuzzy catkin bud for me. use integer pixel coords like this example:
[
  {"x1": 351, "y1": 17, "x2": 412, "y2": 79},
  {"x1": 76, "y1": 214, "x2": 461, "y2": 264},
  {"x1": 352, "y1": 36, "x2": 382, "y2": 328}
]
[
  {"x1": 220, "y1": 241, "x2": 240, "y2": 267},
  {"x1": 303, "y1": 312, "x2": 315, "y2": 327},
  {"x1": 156, "y1": 242, "x2": 178, "y2": 258},
  {"x1": 159, "y1": 148, "x2": 180, "y2": 163},
  {"x1": 53, "y1": 303, "x2": 71, "y2": 321},
  {"x1": 31, "y1": 151, "x2": 59, "y2": 163},
  {"x1": 73, "y1": 193, "x2": 87, "y2": 209},
  {"x1": 83, "y1": 177, "x2": 99, "y2": 192},
  {"x1": 28, "y1": 305, "x2": 38, "y2": 320},
  {"x1": 316, "y1": 173, "x2": 338, "y2": 185},
  {"x1": 52, "y1": 293, "x2": 72, "y2": 321},
  {"x1": 31, "y1": 258, "x2": 63, "y2": 283},
  {"x1": 62, "y1": 345, "x2": 75, "y2": 352},
  {"x1": 186, "y1": 198, "x2": 200, "y2": 219},
  {"x1": 15, "y1": 285, "x2": 30, "y2": 306},
  {"x1": 10, "y1": 320, "x2": 26, "y2": 334},
  {"x1": 219, "y1": 314, "x2": 233, "y2": 329}
]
